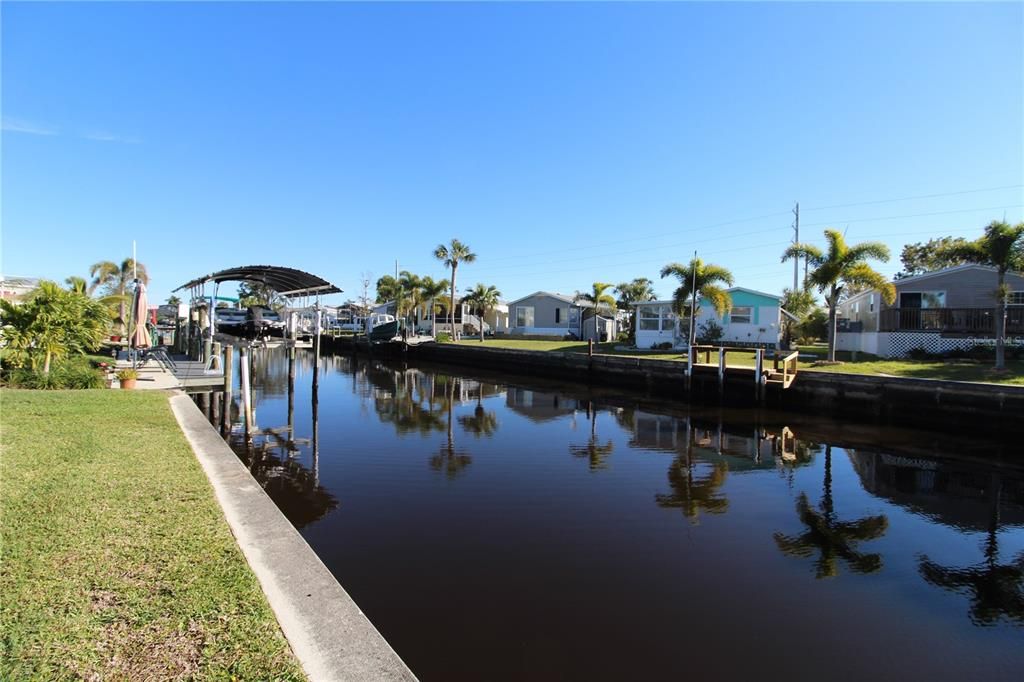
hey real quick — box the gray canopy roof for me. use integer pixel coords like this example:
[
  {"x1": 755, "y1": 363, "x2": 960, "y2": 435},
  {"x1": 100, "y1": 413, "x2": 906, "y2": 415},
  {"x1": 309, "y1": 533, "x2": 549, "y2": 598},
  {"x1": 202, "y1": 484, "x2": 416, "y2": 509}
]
[{"x1": 175, "y1": 265, "x2": 342, "y2": 298}]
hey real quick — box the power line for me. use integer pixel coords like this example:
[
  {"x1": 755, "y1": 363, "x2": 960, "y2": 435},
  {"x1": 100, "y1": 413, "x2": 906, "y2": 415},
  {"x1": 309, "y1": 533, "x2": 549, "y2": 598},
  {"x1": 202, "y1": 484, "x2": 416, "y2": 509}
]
[
  {"x1": 801, "y1": 184, "x2": 1023, "y2": 212},
  {"x1": 800, "y1": 203, "x2": 1023, "y2": 228},
  {"x1": 467, "y1": 205, "x2": 1018, "y2": 278}
]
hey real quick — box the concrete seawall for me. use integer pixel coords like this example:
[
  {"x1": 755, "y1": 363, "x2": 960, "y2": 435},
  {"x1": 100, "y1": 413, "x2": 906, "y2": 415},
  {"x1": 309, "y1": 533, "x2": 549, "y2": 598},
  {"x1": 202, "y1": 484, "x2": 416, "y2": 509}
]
[
  {"x1": 399, "y1": 343, "x2": 1023, "y2": 435},
  {"x1": 169, "y1": 392, "x2": 418, "y2": 682}
]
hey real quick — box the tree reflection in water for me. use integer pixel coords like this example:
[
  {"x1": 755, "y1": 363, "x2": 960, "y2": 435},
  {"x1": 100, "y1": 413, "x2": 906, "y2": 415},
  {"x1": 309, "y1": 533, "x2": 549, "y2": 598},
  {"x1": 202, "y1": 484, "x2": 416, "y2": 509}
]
[
  {"x1": 569, "y1": 401, "x2": 614, "y2": 471},
  {"x1": 654, "y1": 423, "x2": 728, "y2": 523},
  {"x1": 919, "y1": 474, "x2": 1024, "y2": 626},
  {"x1": 429, "y1": 375, "x2": 472, "y2": 479},
  {"x1": 459, "y1": 383, "x2": 499, "y2": 439},
  {"x1": 774, "y1": 445, "x2": 888, "y2": 578}
]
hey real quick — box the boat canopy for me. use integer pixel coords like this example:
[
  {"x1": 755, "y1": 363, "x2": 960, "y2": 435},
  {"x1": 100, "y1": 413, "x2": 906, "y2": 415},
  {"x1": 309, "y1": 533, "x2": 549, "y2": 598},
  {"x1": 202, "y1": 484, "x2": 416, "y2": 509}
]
[{"x1": 175, "y1": 265, "x2": 342, "y2": 298}]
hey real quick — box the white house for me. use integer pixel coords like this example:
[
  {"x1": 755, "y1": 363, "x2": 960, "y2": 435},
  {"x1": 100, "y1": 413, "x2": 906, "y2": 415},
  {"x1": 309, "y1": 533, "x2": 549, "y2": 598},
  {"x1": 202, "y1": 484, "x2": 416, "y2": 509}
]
[{"x1": 632, "y1": 287, "x2": 788, "y2": 349}]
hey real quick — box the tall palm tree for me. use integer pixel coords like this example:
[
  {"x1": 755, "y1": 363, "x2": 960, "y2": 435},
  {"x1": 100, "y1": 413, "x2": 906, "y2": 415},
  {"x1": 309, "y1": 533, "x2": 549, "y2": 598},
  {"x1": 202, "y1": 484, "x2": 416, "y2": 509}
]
[
  {"x1": 773, "y1": 446, "x2": 889, "y2": 578},
  {"x1": 935, "y1": 220, "x2": 1024, "y2": 370},
  {"x1": 574, "y1": 282, "x2": 617, "y2": 340},
  {"x1": 462, "y1": 283, "x2": 502, "y2": 342},
  {"x1": 615, "y1": 278, "x2": 656, "y2": 341},
  {"x1": 782, "y1": 229, "x2": 894, "y2": 362},
  {"x1": 398, "y1": 270, "x2": 424, "y2": 332},
  {"x1": 659, "y1": 258, "x2": 734, "y2": 345},
  {"x1": 90, "y1": 258, "x2": 148, "y2": 332},
  {"x1": 418, "y1": 276, "x2": 450, "y2": 338},
  {"x1": 433, "y1": 239, "x2": 476, "y2": 340}
]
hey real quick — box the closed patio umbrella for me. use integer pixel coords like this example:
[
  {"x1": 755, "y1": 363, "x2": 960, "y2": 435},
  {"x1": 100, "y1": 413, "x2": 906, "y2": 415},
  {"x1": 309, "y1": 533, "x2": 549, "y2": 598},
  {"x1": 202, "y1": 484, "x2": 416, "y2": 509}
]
[{"x1": 130, "y1": 282, "x2": 151, "y2": 352}]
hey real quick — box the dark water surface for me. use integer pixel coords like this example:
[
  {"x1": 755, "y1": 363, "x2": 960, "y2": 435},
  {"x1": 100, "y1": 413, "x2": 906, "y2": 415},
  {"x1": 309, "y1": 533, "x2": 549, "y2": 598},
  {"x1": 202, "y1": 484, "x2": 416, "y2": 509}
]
[{"x1": 196, "y1": 348, "x2": 1024, "y2": 681}]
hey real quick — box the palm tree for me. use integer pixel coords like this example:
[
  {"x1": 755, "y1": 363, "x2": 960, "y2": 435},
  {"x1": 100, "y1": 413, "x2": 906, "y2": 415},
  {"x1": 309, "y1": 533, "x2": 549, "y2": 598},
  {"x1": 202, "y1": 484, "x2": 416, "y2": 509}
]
[
  {"x1": 773, "y1": 446, "x2": 889, "y2": 578},
  {"x1": 398, "y1": 271, "x2": 423, "y2": 332},
  {"x1": 782, "y1": 229, "x2": 894, "y2": 362},
  {"x1": 418, "y1": 276, "x2": 450, "y2": 338},
  {"x1": 935, "y1": 221, "x2": 1024, "y2": 370},
  {"x1": 375, "y1": 275, "x2": 402, "y2": 307},
  {"x1": 574, "y1": 282, "x2": 617, "y2": 341},
  {"x1": 615, "y1": 278, "x2": 656, "y2": 341},
  {"x1": 0, "y1": 281, "x2": 111, "y2": 373},
  {"x1": 90, "y1": 258, "x2": 148, "y2": 332},
  {"x1": 65, "y1": 276, "x2": 88, "y2": 295},
  {"x1": 659, "y1": 258, "x2": 734, "y2": 346},
  {"x1": 780, "y1": 287, "x2": 818, "y2": 348},
  {"x1": 433, "y1": 239, "x2": 476, "y2": 340},
  {"x1": 462, "y1": 283, "x2": 502, "y2": 342}
]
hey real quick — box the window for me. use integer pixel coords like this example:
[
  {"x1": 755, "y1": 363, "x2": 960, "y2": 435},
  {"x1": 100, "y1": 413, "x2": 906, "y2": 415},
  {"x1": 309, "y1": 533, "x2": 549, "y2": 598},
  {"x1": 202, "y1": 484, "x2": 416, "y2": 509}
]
[
  {"x1": 900, "y1": 291, "x2": 946, "y2": 309},
  {"x1": 730, "y1": 306, "x2": 752, "y2": 324},
  {"x1": 638, "y1": 306, "x2": 660, "y2": 331},
  {"x1": 869, "y1": 294, "x2": 875, "y2": 313},
  {"x1": 555, "y1": 307, "x2": 561, "y2": 324},
  {"x1": 1009, "y1": 292, "x2": 1024, "y2": 306},
  {"x1": 516, "y1": 306, "x2": 534, "y2": 328}
]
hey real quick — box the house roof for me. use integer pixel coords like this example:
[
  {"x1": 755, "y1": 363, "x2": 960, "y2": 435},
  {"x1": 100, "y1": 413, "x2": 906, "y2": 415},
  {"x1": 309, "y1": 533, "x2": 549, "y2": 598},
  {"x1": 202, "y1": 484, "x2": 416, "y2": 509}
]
[
  {"x1": 506, "y1": 291, "x2": 576, "y2": 306},
  {"x1": 892, "y1": 263, "x2": 1016, "y2": 287},
  {"x1": 631, "y1": 287, "x2": 781, "y2": 307}
]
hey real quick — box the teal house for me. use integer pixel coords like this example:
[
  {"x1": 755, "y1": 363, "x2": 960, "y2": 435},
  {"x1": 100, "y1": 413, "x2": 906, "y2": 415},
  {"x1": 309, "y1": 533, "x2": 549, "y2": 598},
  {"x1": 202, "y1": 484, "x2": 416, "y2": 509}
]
[{"x1": 632, "y1": 287, "x2": 790, "y2": 349}]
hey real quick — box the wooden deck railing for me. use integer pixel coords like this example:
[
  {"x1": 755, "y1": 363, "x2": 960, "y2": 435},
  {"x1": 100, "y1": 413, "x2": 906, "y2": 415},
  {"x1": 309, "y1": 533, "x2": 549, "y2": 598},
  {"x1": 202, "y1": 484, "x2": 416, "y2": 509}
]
[
  {"x1": 879, "y1": 307, "x2": 1024, "y2": 334},
  {"x1": 772, "y1": 350, "x2": 800, "y2": 388}
]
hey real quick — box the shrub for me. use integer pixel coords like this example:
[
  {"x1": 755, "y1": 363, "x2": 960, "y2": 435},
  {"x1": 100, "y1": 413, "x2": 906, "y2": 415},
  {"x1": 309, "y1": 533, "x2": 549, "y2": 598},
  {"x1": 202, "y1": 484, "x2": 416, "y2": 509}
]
[
  {"x1": 799, "y1": 308, "x2": 829, "y2": 341},
  {"x1": 650, "y1": 341, "x2": 673, "y2": 350},
  {"x1": 435, "y1": 332, "x2": 453, "y2": 343},
  {"x1": 4, "y1": 357, "x2": 105, "y2": 389},
  {"x1": 616, "y1": 331, "x2": 630, "y2": 343},
  {"x1": 696, "y1": 320, "x2": 724, "y2": 345},
  {"x1": 115, "y1": 368, "x2": 139, "y2": 381}
]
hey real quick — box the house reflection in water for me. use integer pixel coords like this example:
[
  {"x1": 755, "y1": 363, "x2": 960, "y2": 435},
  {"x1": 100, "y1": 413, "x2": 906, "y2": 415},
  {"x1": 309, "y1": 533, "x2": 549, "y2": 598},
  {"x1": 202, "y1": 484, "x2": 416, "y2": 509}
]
[
  {"x1": 849, "y1": 450, "x2": 1024, "y2": 625},
  {"x1": 505, "y1": 387, "x2": 581, "y2": 422}
]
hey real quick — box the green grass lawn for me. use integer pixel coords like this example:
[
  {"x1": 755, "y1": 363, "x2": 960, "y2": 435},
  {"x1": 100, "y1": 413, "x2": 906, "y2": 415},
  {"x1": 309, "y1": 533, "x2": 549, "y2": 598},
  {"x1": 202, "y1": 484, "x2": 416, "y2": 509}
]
[
  {"x1": 0, "y1": 390, "x2": 305, "y2": 681},
  {"x1": 450, "y1": 338, "x2": 1024, "y2": 385}
]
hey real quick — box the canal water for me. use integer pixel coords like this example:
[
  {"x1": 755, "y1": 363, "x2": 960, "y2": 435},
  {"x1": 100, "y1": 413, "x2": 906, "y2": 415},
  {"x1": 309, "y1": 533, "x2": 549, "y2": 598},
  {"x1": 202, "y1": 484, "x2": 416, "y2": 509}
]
[{"x1": 195, "y1": 348, "x2": 1024, "y2": 681}]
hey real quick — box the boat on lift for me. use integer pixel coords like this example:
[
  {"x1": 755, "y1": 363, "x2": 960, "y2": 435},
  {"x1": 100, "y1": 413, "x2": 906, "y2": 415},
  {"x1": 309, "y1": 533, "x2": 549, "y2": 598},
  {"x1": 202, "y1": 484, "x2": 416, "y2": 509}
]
[{"x1": 365, "y1": 312, "x2": 402, "y2": 343}]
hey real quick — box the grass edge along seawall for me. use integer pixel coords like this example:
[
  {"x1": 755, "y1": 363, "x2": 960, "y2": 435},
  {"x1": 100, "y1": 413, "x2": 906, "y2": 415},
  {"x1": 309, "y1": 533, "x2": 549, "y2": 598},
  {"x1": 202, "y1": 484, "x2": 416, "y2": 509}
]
[{"x1": 0, "y1": 389, "x2": 305, "y2": 681}]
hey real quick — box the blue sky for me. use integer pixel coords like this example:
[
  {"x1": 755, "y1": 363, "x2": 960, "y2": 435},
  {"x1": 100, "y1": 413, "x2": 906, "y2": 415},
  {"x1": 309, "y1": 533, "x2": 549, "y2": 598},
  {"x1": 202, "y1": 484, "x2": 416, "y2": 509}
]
[{"x1": 3, "y1": 1, "x2": 1022, "y2": 306}]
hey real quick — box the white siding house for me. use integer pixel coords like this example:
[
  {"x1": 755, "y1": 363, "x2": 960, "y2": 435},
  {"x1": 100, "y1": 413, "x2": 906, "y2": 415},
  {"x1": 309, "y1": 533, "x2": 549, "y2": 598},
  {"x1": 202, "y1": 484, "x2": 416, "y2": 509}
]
[{"x1": 632, "y1": 287, "x2": 786, "y2": 349}]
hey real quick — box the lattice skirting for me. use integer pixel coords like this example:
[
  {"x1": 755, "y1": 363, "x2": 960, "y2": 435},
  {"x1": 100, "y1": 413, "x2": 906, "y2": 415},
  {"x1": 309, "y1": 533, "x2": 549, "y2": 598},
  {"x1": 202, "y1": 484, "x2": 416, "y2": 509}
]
[{"x1": 888, "y1": 329, "x2": 991, "y2": 356}]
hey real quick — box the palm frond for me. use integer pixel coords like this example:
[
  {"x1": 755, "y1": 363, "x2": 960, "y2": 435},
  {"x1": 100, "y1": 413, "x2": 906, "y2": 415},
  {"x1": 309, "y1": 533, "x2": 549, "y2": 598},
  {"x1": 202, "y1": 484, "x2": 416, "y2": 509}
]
[
  {"x1": 702, "y1": 286, "x2": 732, "y2": 317},
  {"x1": 781, "y1": 243, "x2": 824, "y2": 265}
]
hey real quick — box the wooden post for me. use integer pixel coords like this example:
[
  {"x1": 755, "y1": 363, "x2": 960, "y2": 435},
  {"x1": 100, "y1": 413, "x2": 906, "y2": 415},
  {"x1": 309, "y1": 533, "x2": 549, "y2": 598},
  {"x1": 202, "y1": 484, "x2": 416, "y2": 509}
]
[
  {"x1": 223, "y1": 345, "x2": 234, "y2": 395},
  {"x1": 239, "y1": 345, "x2": 253, "y2": 442},
  {"x1": 686, "y1": 343, "x2": 693, "y2": 392},
  {"x1": 588, "y1": 339, "x2": 594, "y2": 357},
  {"x1": 718, "y1": 347, "x2": 726, "y2": 395},
  {"x1": 755, "y1": 348, "x2": 764, "y2": 404}
]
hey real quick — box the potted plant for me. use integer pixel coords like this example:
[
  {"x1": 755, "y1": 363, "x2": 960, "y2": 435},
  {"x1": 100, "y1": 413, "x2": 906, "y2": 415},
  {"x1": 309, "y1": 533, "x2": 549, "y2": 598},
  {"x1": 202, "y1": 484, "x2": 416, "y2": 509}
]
[{"x1": 115, "y1": 368, "x2": 138, "y2": 389}]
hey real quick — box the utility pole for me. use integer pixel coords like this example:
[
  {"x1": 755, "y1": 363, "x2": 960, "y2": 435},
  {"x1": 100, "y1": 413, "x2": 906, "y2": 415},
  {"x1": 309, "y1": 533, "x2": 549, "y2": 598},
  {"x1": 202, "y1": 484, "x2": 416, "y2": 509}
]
[
  {"x1": 689, "y1": 250, "x2": 698, "y2": 346},
  {"x1": 792, "y1": 202, "x2": 800, "y2": 291}
]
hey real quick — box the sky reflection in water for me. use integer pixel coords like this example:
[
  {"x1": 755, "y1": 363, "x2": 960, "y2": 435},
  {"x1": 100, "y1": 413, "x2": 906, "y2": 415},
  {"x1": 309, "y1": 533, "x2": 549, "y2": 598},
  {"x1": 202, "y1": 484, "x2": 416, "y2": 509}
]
[{"x1": 196, "y1": 348, "x2": 1024, "y2": 681}]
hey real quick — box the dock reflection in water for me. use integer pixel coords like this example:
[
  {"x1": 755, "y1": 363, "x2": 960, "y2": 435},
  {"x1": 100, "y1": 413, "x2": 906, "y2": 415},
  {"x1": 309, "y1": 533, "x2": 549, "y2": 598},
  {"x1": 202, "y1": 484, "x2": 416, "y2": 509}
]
[{"x1": 195, "y1": 348, "x2": 1024, "y2": 681}]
